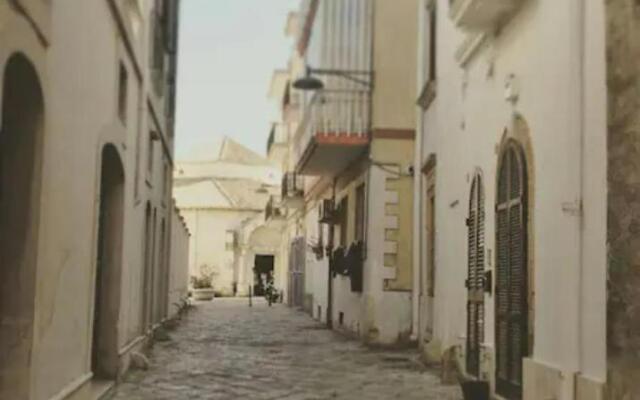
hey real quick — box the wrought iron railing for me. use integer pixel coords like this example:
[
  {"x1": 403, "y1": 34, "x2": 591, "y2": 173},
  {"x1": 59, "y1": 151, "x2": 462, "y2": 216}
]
[{"x1": 294, "y1": 89, "x2": 371, "y2": 163}]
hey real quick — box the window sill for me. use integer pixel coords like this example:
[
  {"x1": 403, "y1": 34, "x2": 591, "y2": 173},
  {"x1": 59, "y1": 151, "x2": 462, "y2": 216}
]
[
  {"x1": 417, "y1": 80, "x2": 437, "y2": 111},
  {"x1": 454, "y1": 32, "x2": 487, "y2": 68}
]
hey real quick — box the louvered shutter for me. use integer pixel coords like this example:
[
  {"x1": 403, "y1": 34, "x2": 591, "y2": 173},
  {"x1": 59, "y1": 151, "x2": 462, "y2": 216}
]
[
  {"x1": 466, "y1": 175, "x2": 485, "y2": 377},
  {"x1": 495, "y1": 145, "x2": 528, "y2": 400}
]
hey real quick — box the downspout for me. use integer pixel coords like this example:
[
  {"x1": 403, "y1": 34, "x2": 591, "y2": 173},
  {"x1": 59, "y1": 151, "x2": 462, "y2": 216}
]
[
  {"x1": 326, "y1": 179, "x2": 337, "y2": 329},
  {"x1": 411, "y1": 0, "x2": 428, "y2": 342},
  {"x1": 568, "y1": 0, "x2": 586, "y2": 397}
]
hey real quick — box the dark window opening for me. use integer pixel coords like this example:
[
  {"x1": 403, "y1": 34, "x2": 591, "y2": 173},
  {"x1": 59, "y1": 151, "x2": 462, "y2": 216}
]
[
  {"x1": 338, "y1": 196, "x2": 349, "y2": 247},
  {"x1": 355, "y1": 184, "x2": 366, "y2": 243},
  {"x1": 118, "y1": 63, "x2": 128, "y2": 124},
  {"x1": 428, "y1": 4, "x2": 437, "y2": 83}
]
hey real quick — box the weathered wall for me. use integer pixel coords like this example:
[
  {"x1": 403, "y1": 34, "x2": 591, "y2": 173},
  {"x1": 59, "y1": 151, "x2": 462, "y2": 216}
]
[
  {"x1": 0, "y1": 1, "x2": 180, "y2": 398},
  {"x1": 168, "y1": 206, "x2": 190, "y2": 318},
  {"x1": 605, "y1": 0, "x2": 640, "y2": 397}
]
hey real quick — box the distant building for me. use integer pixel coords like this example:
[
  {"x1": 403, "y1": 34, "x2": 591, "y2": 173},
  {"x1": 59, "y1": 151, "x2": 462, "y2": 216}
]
[{"x1": 174, "y1": 137, "x2": 281, "y2": 296}]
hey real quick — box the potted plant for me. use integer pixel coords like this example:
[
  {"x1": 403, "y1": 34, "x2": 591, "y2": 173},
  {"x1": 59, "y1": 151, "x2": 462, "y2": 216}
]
[{"x1": 190, "y1": 265, "x2": 216, "y2": 301}]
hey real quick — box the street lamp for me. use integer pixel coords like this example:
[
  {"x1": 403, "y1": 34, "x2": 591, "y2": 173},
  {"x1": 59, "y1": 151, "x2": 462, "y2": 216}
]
[{"x1": 293, "y1": 66, "x2": 373, "y2": 91}]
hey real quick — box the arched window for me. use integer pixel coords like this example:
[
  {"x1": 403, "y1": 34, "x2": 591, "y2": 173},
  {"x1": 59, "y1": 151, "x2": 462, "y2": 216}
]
[
  {"x1": 466, "y1": 173, "x2": 485, "y2": 377},
  {"x1": 495, "y1": 142, "x2": 529, "y2": 400}
]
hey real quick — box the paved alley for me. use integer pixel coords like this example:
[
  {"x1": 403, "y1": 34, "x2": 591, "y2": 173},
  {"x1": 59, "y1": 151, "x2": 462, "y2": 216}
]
[{"x1": 111, "y1": 298, "x2": 462, "y2": 400}]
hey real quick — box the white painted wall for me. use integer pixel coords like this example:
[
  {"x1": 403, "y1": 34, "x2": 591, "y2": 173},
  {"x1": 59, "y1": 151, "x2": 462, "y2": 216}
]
[
  {"x1": 415, "y1": 0, "x2": 607, "y2": 396},
  {"x1": 180, "y1": 208, "x2": 259, "y2": 296}
]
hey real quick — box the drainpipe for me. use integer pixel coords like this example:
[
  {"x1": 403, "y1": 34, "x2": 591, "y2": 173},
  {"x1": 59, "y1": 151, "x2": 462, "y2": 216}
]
[
  {"x1": 326, "y1": 179, "x2": 337, "y2": 329},
  {"x1": 567, "y1": 0, "x2": 586, "y2": 397},
  {"x1": 411, "y1": 0, "x2": 428, "y2": 342}
]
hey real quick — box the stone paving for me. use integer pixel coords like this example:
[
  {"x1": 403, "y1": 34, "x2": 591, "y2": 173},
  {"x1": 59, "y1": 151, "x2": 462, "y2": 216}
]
[{"x1": 111, "y1": 298, "x2": 462, "y2": 400}]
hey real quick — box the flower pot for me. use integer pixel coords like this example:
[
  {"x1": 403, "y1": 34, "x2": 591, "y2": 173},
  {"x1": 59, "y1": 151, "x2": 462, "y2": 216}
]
[
  {"x1": 192, "y1": 288, "x2": 215, "y2": 301},
  {"x1": 460, "y1": 380, "x2": 489, "y2": 400}
]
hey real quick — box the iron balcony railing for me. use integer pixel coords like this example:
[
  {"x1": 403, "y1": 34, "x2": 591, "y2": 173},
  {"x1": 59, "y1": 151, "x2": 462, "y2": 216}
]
[{"x1": 294, "y1": 89, "x2": 371, "y2": 163}]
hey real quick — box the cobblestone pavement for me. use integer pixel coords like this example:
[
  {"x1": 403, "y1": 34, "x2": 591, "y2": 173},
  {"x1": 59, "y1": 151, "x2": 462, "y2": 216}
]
[{"x1": 111, "y1": 298, "x2": 462, "y2": 400}]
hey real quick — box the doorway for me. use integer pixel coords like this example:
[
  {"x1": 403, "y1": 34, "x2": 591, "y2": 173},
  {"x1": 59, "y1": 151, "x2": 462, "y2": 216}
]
[
  {"x1": 495, "y1": 142, "x2": 529, "y2": 399},
  {"x1": 91, "y1": 145, "x2": 125, "y2": 380},
  {"x1": 0, "y1": 53, "x2": 45, "y2": 399},
  {"x1": 253, "y1": 255, "x2": 274, "y2": 296}
]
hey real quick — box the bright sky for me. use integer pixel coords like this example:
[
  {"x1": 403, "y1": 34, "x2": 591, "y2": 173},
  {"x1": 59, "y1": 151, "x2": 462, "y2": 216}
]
[{"x1": 175, "y1": 0, "x2": 300, "y2": 159}]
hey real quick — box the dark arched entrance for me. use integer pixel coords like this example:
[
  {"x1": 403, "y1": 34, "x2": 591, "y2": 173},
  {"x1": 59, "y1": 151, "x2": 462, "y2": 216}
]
[
  {"x1": 495, "y1": 141, "x2": 529, "y2": 400},
  {"x1": 91, "y1": 144, "x2": 125, "y2": 379},
  {"x1": 0, "y1": 53, "x2": 45, "y2": 399}
]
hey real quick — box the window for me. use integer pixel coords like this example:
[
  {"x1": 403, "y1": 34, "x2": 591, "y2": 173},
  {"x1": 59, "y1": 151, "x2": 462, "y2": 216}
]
[
  {"x1": 150, "y1": 0, "x2": 166, "y2": 95},
  {"x1": 147, "y1": 131, "x2": 155, "y2": 180},
  {"x1": 134, "y1": 82, "x2": 142, "y2": 201},
  {"x1": 118, "y1": 62, "x2": 128, "y2": 124},
  {"x1": 338, "y1": 196, "x2": 348, "y2": 247},
  {"x1": 161, "y1": 161, "x2": 170, "y2": 203},
  {"x1": 355, "y1": 184, "x2": 366, "y2": 242},
  {"x1": 428, "y1": 2, "x2": 437, "y2": 83},
  {"x1": 426, "y1": 184, "x2": 436, "y2": 297},
  {"x1": 418, "y1": 2, "x2": 438, "y2": 109}
]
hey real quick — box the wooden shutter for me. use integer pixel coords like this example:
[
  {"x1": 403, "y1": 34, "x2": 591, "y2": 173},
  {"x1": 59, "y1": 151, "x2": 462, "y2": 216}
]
[
  {"x1": 495, "y1": 145, "x2": 528, "y2": 400},
  {"x1": 466, "y1": 175, "x2": 485, "y2": 377}
]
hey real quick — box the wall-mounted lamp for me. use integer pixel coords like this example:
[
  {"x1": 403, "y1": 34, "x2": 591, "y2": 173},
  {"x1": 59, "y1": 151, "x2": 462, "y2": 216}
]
[{"x1": 293, "y1": 66, "x2": 373, "y2": 91}]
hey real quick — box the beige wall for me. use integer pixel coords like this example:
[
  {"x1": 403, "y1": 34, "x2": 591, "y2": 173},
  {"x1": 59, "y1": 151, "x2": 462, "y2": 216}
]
[
  {"x1": 372, "y1": 0, "x2": 419, "y2": 130},
  {"x1": 0, "y1": 2, "x2": 184, "y2": 399}
]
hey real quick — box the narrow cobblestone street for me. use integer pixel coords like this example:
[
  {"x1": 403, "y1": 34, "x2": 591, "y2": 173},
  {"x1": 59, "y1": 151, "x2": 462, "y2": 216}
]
[{"x1": 111, "y1": 298, "x2": 462, "y2": 400}]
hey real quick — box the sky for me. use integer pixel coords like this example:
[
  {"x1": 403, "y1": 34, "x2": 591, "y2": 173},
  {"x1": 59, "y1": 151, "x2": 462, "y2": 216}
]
[{"x1": 175, "y1": 0, "x2": 300, "y2": 160}]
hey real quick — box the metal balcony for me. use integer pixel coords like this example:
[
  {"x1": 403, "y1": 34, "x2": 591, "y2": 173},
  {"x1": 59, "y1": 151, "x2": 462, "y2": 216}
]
[
  {"x1": 294, "y1": 90, "x2": 370, "y2": 177},
  {"x1": 281, "y1": 172, "x2": 304, "y2": 209},
  {"x1": 449, "y1": 0, "x2": 524, "y2": 31}
]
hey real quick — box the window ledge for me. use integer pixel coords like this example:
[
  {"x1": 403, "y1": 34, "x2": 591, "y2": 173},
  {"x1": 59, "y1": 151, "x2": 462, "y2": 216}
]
[
  {"x1": 455, "y1": 32, "x2": 487, "y2": 68},
  {"x1": 417, "y1": 80, "x2": 437, "y2": 111}
]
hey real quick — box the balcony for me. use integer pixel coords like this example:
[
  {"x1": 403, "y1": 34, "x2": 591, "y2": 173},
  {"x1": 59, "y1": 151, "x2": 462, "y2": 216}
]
[
  {"x1": 265, "y1": 195, "x2": 286, "y2": 228},
  {"x1": 295, "y1": 90, "x2": 370, "y2": 177},
  {"x1": 449, "y1": 0, "x2": 524, "y2": 31},
  {"x1": 281, "y1": 172, "x2": 304, "y2": 209}
]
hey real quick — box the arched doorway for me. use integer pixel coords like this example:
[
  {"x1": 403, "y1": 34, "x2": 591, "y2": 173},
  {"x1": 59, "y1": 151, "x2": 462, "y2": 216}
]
[
  {"x1": 495, "y1": 141, "x2": 529, "y2": 400},
  {"x1": 466, "y1": 173, "x2": 485, "y2": 377},
  {"x1": 0, "y1": 53, "x2": 45, "y2": 399},
  {"x1": 91, "y1": 144, "x2": 125, "y2": 379}
]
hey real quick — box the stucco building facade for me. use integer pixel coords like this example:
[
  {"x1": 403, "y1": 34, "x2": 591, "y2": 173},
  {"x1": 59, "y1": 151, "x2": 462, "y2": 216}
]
[
  {"x1": 0, "y1": 1, "x2": 189, "y2": 399},
  {"x1": 267, "y1": 0, "x2": 420, "y2": 346},
  {"x1": 269, "y1": 1, "x2": 640, "y2": 398},
  {"x1": 410, "y1": 0, "x2": 638, "y2": 399}
]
